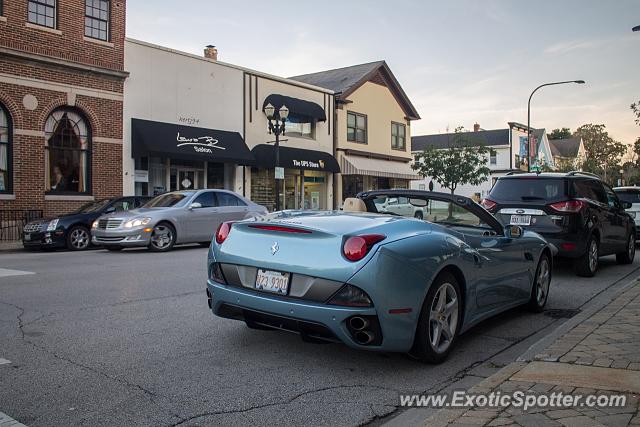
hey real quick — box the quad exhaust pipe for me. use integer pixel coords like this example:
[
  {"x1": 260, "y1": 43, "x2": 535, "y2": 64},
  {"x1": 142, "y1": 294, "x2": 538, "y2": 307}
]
[
  {"x1": 354, "y1": 330, "x2": 374, "y2": 345},
  {"x1": 348, "y1": 316, "x2": 369, "y2": 331}
]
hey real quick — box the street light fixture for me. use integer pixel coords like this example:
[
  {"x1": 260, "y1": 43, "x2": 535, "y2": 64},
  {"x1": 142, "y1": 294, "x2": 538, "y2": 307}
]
[
  {"x1": 526, "y1": 80, "x2": 585, "y2": 172},
  {"x1": 264, "y1": 103, "x2": 289, "y2": 211}
]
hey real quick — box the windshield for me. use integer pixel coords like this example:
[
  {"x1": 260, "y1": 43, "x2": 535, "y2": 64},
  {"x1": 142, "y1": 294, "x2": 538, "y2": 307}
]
[
  {"x1": 490, "y1": 178, "x2": 567, "y2": 202},
  {"x1": 74, "y1": 199, "x2": 112, "y2": 214},
  {"x1": 616, "y1": 191, "x2": 640, "y2": 205},
  {"x1": 143, "y1": 192, "x2": 194, "y2": 208}
]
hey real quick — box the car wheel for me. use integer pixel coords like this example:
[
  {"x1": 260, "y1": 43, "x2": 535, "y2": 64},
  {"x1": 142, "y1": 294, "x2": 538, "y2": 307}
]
[
  {"x1": 148, "y1": 222, "x2": 176, "y2": 252},
  {"x1": 574, "y1": 236, "x2": 599, "y2": 277},
  {"x1": 616, "y1": 233, "x2": 635, "y2": 265},
  {"x1": 414, "y1": 211, "x2": 424, "y2": 220},
  {"x1": 105, "y1": 246, "x2": 123, "y2": 252},
  {"x1": 527, "y1": 253, "x2": 551, "y2": 312},
  {"x1": 411, "y1": 272, "x2": 461, "y2": 364},
  {"x1": 66, "y1": 226, "x2": 91, "y2": 251}
]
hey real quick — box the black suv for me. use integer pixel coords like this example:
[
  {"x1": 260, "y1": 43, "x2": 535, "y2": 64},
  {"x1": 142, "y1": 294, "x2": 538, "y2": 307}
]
[{"x1": 481, "y1": 172, "x2": 635, "y2": 277}]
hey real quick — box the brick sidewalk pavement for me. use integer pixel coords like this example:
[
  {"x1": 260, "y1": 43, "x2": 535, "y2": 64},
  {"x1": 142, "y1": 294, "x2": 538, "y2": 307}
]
[{"x1": 423, "y1": 280, "x2": 640, "y2": 427}]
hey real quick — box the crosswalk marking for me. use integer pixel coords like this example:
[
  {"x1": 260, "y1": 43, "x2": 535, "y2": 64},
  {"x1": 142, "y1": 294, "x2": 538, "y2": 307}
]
[
  {"x1": 0, "y1": 358, "x2": 11, "y2": 365},
  {"x1": 0, "y1": 411, "x2": 27, "y2": 426},
  {"x1": 0, "y1": 268, "x2": 34, "y2": 278}
]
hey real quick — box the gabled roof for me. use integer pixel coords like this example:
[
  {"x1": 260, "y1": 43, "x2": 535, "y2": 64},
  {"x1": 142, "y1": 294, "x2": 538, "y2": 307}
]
[
  {"x1": 549, "y1": 137, "x2": 582, "y2": 157},
  {"x1": 290, "y1": 61, "x2": 420, "y2": 120},
  {"x1": 412, "y1": 129, "x2": 510, "y2": 152}
]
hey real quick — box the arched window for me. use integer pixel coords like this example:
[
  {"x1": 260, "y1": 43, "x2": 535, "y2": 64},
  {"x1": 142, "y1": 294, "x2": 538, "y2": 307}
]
[
  {"x1": 0, "y1": 104, "x2": 11, "y2": 193},
  {"x1": 45, "y1": 108, "x2": 91, "y2": 194}
]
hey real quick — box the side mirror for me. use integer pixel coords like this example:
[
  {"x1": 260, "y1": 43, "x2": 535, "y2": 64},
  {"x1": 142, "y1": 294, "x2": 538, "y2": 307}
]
[
  {"x1": 505, "y1": 225, "x2": 523, "y2": 238},
  {"x1": 188, "y1": 202, "x2": 202, "y2": 210},
  {"x1": 621, "y1": 201, "x2": 632, "y2": 210}
]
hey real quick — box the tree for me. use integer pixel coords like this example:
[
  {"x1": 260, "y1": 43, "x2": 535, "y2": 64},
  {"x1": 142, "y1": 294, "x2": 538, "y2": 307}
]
[
  {"x1": 555, "y1": 158, "x2": 578, "y2": 173},
  {"x1": 631, "y1": 100, "x2": 640, "y2": 126},
  {"x1": 412, "y1": 126, "x2": 491, "y2": 201},
  {"x1": 548, "y1": 128, "x2": 572, "y2": 140},
  {"x1": 574, "y1": 124, "x2": 626, "y2": 183}
]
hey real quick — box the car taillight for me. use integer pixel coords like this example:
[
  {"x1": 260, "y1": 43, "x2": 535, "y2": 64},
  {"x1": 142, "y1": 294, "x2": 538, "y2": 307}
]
[
  {"x1": 480, "y1": 198, "x2": 497, "y2": 212},
  {"x1": 215, "y1": 221, "x2": 234, "y2": 244},
  {"x1": 342, "y1": 234, "x2": 386, "y2": 262},
  {"x1": 548, "y1": 200, "x2": 585, "y2": 213}
]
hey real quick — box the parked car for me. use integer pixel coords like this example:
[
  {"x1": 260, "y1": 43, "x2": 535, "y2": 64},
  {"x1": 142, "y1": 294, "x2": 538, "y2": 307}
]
[
  {"x1": 481, "y1": 172, "x2": 635, "y2": 277},
  {"x1": 92, "y1": 189, "x2": 268, "y2": 252},
  {"x1": 373, "y1": 195, "x2": 425, "y2": 219},
  {"x1": 206, "y1": 190, "x2": 553, "y2": 363},
  {"x1": 22, "y1": 196, "x2": 150, "y2": 251},
  {"x1": 613, "y1": 186, "x2": 640, "y2": 241}
]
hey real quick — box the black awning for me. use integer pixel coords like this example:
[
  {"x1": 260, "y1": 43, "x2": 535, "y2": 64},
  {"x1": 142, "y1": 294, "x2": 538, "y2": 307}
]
[
  {"x1": 131, "y1": 118, "x2": 254, "y2": 165},
  {"x1": 251, "y1": 144, "x2": 340, "y2": 173},
  {"x1": 262, "y1": 94, "x2": 327, "y2": 122}
]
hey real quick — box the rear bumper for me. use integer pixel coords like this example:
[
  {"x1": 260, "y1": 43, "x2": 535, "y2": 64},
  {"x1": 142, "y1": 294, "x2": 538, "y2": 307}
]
[
  {"x1": 539, "y1": 232, "x2": 588, "y2": 259},
  {"x1": 207, "y1": 280, "x2": 409, "y2": 352}
]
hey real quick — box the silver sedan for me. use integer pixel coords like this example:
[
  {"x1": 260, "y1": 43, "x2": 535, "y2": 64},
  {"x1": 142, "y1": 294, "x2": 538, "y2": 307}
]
[{"x1": 92, "y1": 190, "x2": 268, "y2": 252}]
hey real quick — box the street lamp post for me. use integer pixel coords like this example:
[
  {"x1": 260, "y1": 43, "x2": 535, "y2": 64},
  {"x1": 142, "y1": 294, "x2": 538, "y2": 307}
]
[
  {"x1": 264, "y1": 103, "x2": 289, "y2": 211},
  {"x1": 526, "y1": 80, "x2": 585, "y2": 172}
]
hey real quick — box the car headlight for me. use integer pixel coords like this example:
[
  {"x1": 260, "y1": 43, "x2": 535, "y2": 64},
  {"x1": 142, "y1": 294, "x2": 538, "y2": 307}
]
[
  {"x1": 124, "y1": 217, "x2": 152, "y2": 228},
  {"x1": 92, "y1": 220, "x2": 99, "y2": 229},
  {"x1": 46, "y1": 219, "x2": 59, "y2": 231}
]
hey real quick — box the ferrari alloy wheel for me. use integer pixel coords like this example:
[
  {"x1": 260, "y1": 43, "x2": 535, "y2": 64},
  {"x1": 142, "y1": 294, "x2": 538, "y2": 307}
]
[
  {"x1": 616, "y1": 233, "x2": 635, "y2": 265},
  {"x1": 67, "y1": 226, "x2": 91, "y2": 251},
  {"x1": 575, "y1": 236, "x2": 598, "y2": 277},
  {"x1": 411, "y1": 272, "x2": 462, "y2": 364},
  {"x1": 527, "y1": 253, "x2": 551, "y2": 312},
  {"x1": 148, "y1": 223, "x2": 176, "y2": 252}
]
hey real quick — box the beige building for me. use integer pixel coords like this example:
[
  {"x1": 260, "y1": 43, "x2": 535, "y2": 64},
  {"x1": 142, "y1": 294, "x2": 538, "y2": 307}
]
[{"x1": 291, "y1": 61, "x2": 421, "y2": 207}]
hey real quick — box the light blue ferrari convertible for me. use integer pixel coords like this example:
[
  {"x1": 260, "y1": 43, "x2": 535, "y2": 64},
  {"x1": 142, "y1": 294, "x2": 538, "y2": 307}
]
[{"x1": 206, "y1": 190, "x2": 553, "y2": 363}]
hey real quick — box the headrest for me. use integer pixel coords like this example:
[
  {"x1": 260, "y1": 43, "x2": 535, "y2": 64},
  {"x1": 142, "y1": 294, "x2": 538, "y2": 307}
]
[{"x1": 343, "y1": 197, "x2": 367, "y2": 212}]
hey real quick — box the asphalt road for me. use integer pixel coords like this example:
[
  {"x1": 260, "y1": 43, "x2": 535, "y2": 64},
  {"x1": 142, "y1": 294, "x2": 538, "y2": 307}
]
[{"x1": 1, "y1": 245, "x2": 639, "y2": 426}]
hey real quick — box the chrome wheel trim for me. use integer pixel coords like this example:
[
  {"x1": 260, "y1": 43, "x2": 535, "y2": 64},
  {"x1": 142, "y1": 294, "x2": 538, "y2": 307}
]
[
  {"x1": 588, "y1": 239, "x2": 598, "y2": 273},
  {"x1": 70, "y1": 228, "x2": 89, "y2": 249},
  {"x1": 150, "y1": 225, "x2": 173, "y2": 250},
  {"x1": 628, "y1": 235, "x2": 635, "y2": 260},
  {"x1": 428, "y1": 282, "x2": 459, "y2": 354},
  {"x1": 536, "y1": 257, "x2": 551, "y2": 306}
]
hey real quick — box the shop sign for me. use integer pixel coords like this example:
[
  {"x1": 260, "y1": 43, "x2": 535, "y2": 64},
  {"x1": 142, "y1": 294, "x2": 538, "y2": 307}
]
[
  {"x1": 275, "y1": 167, "x2": 285, "y2": 180},
  {"x1": 292, "y1": 159, "x2": 325, "y2": 169},
  {"x1": 176, "y1": 133, "x2": 226, "y2": 154},
  {"x1": 134, "y1": 170, "x2": 149, "y2": 183}
]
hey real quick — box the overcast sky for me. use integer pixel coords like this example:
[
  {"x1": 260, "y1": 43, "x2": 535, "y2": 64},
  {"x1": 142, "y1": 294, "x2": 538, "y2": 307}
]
[{"x1": 127, "y1": 0, "x2": 640, "y2": 144}]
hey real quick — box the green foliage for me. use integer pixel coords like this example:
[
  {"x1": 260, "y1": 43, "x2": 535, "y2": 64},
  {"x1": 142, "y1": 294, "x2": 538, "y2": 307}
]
[
  {"x1": 412, "y1": 126, "x2": 491, "y2": 195},
  {"x1": 631, "y1": 100, "x2": 640, "y2": 126},
  {"x1": 554, "y1": 158, "x2": 577, "y2": 173},
  {"x1": 574, "y1": 124, "x2": 626, "y2": 182},
  {"x1": 548, "y1": 128, "x2": 572, "y2": 140}
]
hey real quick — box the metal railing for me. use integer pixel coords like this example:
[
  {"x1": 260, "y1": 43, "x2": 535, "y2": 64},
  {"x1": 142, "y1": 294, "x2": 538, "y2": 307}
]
[{"x1": 0, "y1": 210, "x2": 43, "y2": 242}]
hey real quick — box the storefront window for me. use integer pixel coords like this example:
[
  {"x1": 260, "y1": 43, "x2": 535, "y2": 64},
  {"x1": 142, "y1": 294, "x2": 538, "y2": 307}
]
[
  {"x1": 286, "y1": 114, "x2": 315, "y2": 139},
  {"x1": 0, "y1": 104, "x2": 11, "y2": 193},
  {"x1": 343, "y1": 175, "x2": 364, "y2": 200},
  {"x1": 207, "y1": 162, "x2": 225, "y2": 189},
  {"x1": 45, "y1": 108, "x2": 91, "y2": 194}
]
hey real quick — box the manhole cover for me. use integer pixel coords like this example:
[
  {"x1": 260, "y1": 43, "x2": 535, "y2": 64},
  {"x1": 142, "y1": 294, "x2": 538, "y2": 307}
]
[{"x1": 543, "y1": 309, "x2": 581, "y2": 319}]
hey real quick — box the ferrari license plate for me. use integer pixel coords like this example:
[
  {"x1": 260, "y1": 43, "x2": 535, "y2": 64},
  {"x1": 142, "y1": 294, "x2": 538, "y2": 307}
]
[
  {"x1": 255, "y1": 269, "x2": 290, "y2": 294},
  {"x1": 510, "y1": 215, "x2": 531, "y2": 226},
  {"x1": 23, "y1": 233, "x2": 31, "y2": 241}
]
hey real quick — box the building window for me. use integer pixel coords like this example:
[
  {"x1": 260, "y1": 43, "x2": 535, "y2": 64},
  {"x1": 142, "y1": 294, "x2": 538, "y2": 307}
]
[
  {"x1": 342, "y1": 175, "x2": 364, "y2": 200},
  {"x1": 286, "y1": 114, "x2": 315, "y2": 139},
  {"x1": 85, "y1": 0, "x2": 110, "y2": 41},
  {"x1": 45, "y1": 109, "x2": 91, "y2": 194},
  {"x1": 391, "y1": 122, "x2": 406, "y2": 150},
  {"x1": 490, "y1": 149, "x2": 497, "y2": 165},
  {"x1": 347, "y1": 111, "x2": 367, "y2": 144},
  {"x1": 28, "y1": 0, "x2": 56, "y2": 28},
  {"x1": 0, "y1": 104, "x2": 11, "y2": 193},
  {"x1": 0, "y1": 0, "x2": 4, "y2": 16}
]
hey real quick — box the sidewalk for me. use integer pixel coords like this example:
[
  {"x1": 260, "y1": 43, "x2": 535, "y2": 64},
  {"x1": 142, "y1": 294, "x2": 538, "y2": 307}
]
[
  {"x1": 424, "y1": 280, "x2": 640, "y2": 427},
  {"x1": 0, "y1": 241, "x2": 23, "y2": 252}
]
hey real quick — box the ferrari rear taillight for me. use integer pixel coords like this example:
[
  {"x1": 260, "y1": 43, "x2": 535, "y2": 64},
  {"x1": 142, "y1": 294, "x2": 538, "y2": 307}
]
[
  {"x1": 215, "y1": 221, "x2": 234, "y2": 244},
  {"x1": 342, "y1": 234, "x2": 386, "y2": 262},
  {"x1": 480, "y1": 198, "x2": 497, "y2": 213},
  {"x1": 548, "y1": 200, "x2": 585, "y2": 213}
]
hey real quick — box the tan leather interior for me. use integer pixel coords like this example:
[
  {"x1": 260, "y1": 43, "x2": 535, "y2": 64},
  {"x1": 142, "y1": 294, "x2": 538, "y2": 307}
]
[{"x1": 343, "y1": 197, "x2": 367, "y2": 212}]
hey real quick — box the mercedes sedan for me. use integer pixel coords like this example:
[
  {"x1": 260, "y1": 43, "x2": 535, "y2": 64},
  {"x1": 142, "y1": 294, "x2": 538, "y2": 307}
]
[{"x1": 92, "y1": 190, "x2": 268, "y2": 252}]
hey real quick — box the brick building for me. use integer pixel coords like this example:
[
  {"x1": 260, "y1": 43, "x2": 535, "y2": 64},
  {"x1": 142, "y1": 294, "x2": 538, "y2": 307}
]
[{"x1": 0, "y1": 0, "x2": 127, "y2": 217}]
